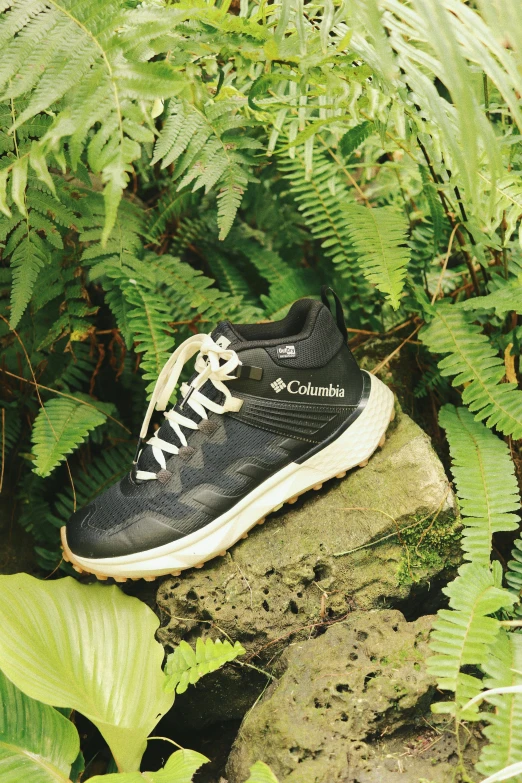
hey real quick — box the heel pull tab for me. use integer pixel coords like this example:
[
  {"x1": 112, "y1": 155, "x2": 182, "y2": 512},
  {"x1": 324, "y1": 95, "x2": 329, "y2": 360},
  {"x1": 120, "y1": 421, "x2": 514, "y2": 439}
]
[{"x1": 320, "y1": 286, "x2": 348, "y2": 342}]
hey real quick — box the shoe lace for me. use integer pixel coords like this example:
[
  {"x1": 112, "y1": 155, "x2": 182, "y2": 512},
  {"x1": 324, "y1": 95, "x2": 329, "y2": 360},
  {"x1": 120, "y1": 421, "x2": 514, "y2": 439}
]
[{"x1": 135, "y1": 333, "x2": 243, "y2": 481}]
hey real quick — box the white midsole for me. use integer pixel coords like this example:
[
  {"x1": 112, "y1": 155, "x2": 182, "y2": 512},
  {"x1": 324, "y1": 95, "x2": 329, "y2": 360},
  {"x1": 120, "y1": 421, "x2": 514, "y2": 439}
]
[{"x1": 68, "y1": 373, "x2": 394, "y2": 577}]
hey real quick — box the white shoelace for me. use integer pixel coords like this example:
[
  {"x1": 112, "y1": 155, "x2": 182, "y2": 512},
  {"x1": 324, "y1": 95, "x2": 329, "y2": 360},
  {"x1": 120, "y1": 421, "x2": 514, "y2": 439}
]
[{"x1": 135, "y1": 333, "x2": 243, "y2": 481}]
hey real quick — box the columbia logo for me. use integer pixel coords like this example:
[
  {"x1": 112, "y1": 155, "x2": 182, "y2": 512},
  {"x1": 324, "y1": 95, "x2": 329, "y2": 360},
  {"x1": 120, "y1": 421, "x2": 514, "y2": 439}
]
[{"x1": 271, "y1": 378, "x2": 286, "y2": 393}]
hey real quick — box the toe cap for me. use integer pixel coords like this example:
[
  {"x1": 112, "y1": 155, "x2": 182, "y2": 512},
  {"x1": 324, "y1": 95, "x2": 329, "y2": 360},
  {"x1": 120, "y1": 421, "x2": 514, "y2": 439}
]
[{"x1": 66, "y1": 505, "x2": 188, "y2": 559}]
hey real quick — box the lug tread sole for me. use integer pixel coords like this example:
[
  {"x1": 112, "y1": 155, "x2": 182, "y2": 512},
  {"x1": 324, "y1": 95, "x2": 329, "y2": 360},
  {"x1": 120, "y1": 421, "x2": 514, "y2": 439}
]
[{"x1": 61, "y1": 406, "x2": 396, "y2": 582}]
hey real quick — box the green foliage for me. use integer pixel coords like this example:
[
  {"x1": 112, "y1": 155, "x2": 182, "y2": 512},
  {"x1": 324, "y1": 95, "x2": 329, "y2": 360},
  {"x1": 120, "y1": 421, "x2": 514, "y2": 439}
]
[
  {"x1": 476, "y1": 631, "x2": 522, "y2": 779},
  {"x1": 0, "y1": 669, "x2": 80, "y2": 783},
  {"x1": 0, "y1": 574, "x2": 174, "y2": 773},
  {"x1": 153, "y1": 101, "x2": 260, "y2": 240},
  {"x1": 428, "y1": 563, "x2": 515, "y2": 718},
  {"x1": 343, "y1": 205, "x2": 411, "y2": 309},
  {"x1": 439, "y1": 405, "x2": 520, "y2": 565},
  {"x1": 461, "y1": 280, "x2": 522, "y2": 318},
  {"x1": 421, "y1": 304, "x2": 522, "y2": 439},
  {"x1": 165, "y1": 638, "x2": 246, "y2": 695},
  {"x1": 89, "y1": 750, "x2": 210, "y2": 783},
  {"x1": 339, "y1": 122, "x2": 374, "y2": 159},
  {"x1": 31, "y1": 398, "x2": 107, "y2": 477},
  {"x1": 0, "y1": 574, "x2": 273, "y2": 782}
]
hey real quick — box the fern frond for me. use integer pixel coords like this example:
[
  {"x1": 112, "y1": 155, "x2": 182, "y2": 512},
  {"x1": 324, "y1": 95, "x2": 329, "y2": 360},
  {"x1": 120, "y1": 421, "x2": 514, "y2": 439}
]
[
  {"x1": 217, "y1": 163, "x2": 248, "y2": 241},
  {"x1": 419, "y1": 165, "x2": 445, "y2": 252},
  {"x1": 165, "y1": 637, "x2": 245, "y2": 695},
  {"x1": 206, "y1": 250, "x2": 251, "y2": 300},
  {"x1": 461, "y1": 280, "x2": 522, "y2": 318},
  {"x1": 278, "y1": 150, "x2": 354, "y2": 268},
  {"x1": 344, "y1": 204, "x2": 411, "y2": 310},
  {"x1": 119, "y1": 278, "x2": 176, "y2": 390},
  {"x1": 144, "y1": 189, "x2": 194, "y2": 246},
  {"x1": 439, "y1": 405, "x2": 520, "y2": 566},
  {"x1": 506, "y1": 539, "x2": 522, "y2": 612},
  {"x1": 149, "y1": 253, "x2": 261, "y2": 325},
  {"x1": 278, "y1": 148, "x2": 374, "y2": 319},
  {"x1": 0, "y1": 0, "x2": 170, "y2": 240},
  {"x1": 153, "y1": 100, "x2": 259, "y2": 238},
  {"x1": 428, "y1": 563, "x2": 515, "y2": 718},
  {"x1": 475, "y1": 630, "x2": 522, "y2": 779},
  {"x1": 9, "y1": 229, "x2": 48, "y2": 328},
  {"x1": 421, "y1": 303, "x2": 522, "y2": 439},
  {"x1": 339, "y1": 121, "x2": 374, "y2": 158},
  {"x1": 31, "y1": 397, "x2": 107, "y2": 477}
]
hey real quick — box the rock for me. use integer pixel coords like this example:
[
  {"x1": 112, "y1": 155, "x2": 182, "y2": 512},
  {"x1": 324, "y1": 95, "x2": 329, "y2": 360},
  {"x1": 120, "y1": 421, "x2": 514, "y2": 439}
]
[
  {"x1": 225, "y1": 610, "x2": 441, "y2": 782},
  {"x1": 157, "y1": 407, "x2": 459, "y2": 728}
]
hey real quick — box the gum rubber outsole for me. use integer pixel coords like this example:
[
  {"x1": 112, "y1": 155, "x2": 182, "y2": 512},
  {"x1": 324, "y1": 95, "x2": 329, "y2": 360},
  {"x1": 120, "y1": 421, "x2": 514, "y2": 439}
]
[{"x1": 60, "y1": 405, "x2": 396, "y2": 583}]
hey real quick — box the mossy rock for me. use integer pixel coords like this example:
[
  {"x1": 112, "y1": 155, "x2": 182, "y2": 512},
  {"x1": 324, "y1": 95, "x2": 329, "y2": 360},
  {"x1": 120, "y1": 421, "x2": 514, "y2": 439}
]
[
  {"x1": 157, "y1": 407, "x2": 459, "y2": 729},
  {"x1": 226, "y1": 610, "x2": 481, "y2": 783}
]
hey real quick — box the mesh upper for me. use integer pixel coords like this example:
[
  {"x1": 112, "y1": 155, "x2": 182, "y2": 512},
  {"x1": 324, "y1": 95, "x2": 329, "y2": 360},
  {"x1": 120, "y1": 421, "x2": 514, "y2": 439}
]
[{"x1": 84, "y1": 416, "x2": 293, "y2": 533}]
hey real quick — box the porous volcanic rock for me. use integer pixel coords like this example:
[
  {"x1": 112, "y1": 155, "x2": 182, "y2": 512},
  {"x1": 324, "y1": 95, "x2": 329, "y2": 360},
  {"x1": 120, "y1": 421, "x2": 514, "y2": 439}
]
[
  {"x1": 156, "y1": 407, "x2": 459, "y2": 728},
  {"x1": 226, "y1": 610, "x2": 447, "y2": 783}
]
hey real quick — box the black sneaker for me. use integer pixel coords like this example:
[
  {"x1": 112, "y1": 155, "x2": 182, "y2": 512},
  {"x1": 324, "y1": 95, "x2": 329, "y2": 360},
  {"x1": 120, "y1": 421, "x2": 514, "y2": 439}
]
[{"x1": 61, "y1": 288, "x2": 394, "y2": 581}]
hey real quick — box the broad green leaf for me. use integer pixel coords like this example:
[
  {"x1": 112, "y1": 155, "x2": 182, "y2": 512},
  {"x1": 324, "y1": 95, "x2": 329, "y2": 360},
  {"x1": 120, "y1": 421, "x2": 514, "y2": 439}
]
[
  {"x1": 89, "y1": 749, "x2": 209, "y2": 783},
  {"x1": 31, "y1": 397, "x2": 107, "y2": 477},
  {"x1": 0, "y1": 575, "x2": 174, "y2": 773},
  {"x1": 244, "y1": 761, "x2": 280, "y2": 783},
  {"x1": 0, "y1": 668, "x2": 79, "y2": 783}
]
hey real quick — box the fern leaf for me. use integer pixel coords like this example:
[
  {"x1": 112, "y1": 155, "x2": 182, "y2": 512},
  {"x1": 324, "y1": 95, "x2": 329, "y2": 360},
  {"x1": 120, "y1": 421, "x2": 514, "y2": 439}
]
[
  {"x1": 278, "y1": 148, "x2": 374, "y2": 320},
  {"x1": 9, "y1": 230, "x2": 48, "y2": 328},
  {"x1": 339, "y1": 121, "x2": 374, "y2": 158},
  {"x1": 421, "y1": 303, "x2": 522, "y2": 439},
  {"x1": 460, "y1": 280, "x2": 522, "y2": 318},
  {"x1": 475, "y1": 630, "x2": 522, "y2": 779},
  {"x1": 439, "y1": 405, "x2": 519, "y2": 566},
  {"x1": 165, "y1": 637, "x2": 245, "y2": 695},
  {"x1": 428, "y1": 563, "x2": 515, "y2": 718},
  {"x1": 217, "y1": 164, "x2": 247, "y2": 240},
  {"x1": 506, "y1": 539, "x2": 522, "y2": 610},
  {"x1": 120, "y1": 279, "x2": 176, "y2": 390},
  {"x1": 152, "y1": 102, "x2": 203, "y2": 167},
  {"x1": 149, "y1": 254, "x2": 261, "y2": 325},
  {"x1": 206, "y1": 250, "x2": 251, "y2": 300},
  {"x1": 344, "y1": 204, "x2": 411, "y2": 309},
  {"x1": 153, "y1": 100, "x2": 257, "y2": 238},
  {"x1": 419, "y1": 165, "x2": 445, "y2": 252},
  {"x1": 31, "y1": 397, "x2": 107, "y2": 477},
  {"x1": 244, "y1": 761, "x2": 280, "y2": 783}
]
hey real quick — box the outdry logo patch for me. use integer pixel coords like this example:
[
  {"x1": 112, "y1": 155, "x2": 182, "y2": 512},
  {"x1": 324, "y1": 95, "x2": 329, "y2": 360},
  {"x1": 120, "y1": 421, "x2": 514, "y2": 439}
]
[
  {"x1": 277, "y1": 344, "x2": 296, "y2": 358},
  {"x1": 271, "y1": 378, "x2": 345, "y2": 397}
]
